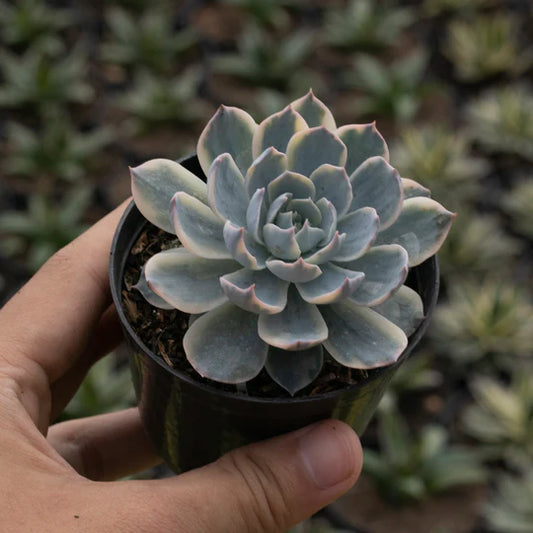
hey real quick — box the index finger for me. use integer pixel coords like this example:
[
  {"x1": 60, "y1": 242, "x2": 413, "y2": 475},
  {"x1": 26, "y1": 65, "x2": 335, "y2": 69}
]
[{"x1": 0, "y1": 201, "x2": 129, "y2": 387}]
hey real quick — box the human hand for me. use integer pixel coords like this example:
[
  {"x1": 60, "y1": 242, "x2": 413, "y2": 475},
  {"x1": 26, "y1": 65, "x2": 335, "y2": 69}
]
[{"x1": 0, "y1": 203, "x2": 362, "y2": 532}]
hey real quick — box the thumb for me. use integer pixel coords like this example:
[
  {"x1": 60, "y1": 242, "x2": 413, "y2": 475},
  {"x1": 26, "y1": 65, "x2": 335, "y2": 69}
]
[{"x1": 151, "y1": 419, "x2": 363, "y2": 532}]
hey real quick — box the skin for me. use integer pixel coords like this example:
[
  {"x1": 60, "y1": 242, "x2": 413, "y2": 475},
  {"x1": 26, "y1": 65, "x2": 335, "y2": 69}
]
[{"x1": 0, "y1": 203, "x2": 363, "y2": 532}]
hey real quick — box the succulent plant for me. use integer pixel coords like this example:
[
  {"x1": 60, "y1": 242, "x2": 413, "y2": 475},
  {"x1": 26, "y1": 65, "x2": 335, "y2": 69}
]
[
  {"x1": 344, "y1": 51, "x2": 429, "y2": 123},
  {"x1": 484, "y1": 466, "x2": 533, "y2": 533},
  {"x1": 323, "y1": 0, "x2": 414, "y2": 53},
  {"x1": 391, "y1": 125, "x2": 488, "y2": 210},
  {"x1": 466, "y1": 85, "x2": 533, "y2": 162},
  {"x1": 444, "y1": 13, "x2": 532, "y2": 82},
  {"x1": 130, "y1": 91, "x2": 453, "y2": 394},
  {"x1": 363, "y1": 407, "x2": 487, "y2": 505},
  {"x1": 462, "y1": 372, "x2": 533, "y2": 463}
]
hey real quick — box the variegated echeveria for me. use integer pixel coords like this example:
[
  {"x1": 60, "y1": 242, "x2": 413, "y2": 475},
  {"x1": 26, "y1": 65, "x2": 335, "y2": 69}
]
[{"x1": 131, "y1": 90, "x2": 454, "y2": 395}]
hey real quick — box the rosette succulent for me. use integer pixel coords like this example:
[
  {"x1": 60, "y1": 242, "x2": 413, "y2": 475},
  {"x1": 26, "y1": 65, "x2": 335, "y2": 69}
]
[{"x1": 131, "y1": 91, "x2": 454, "y2": 395}]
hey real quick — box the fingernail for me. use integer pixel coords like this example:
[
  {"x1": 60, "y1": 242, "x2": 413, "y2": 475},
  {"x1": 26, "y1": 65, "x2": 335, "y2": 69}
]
[{"x1": 298, "y1": 421, "x2": 359, "y2": 489}]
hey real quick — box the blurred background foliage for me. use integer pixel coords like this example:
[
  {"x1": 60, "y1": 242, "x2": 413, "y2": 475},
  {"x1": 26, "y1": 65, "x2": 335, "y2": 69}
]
[{"x1": 0, "y1": 1, "x2": 532, "y2": 531}]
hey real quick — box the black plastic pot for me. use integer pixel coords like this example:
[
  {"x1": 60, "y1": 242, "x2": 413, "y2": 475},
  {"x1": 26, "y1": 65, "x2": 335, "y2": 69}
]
[{"x1": 110, "y1": 156, "x2": 440, "y2": 474}]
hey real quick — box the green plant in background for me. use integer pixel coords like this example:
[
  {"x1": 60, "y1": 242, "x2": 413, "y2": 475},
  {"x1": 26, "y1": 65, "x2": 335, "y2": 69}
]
[
  {"x1": 100, "y1": 7, "x2": 197, "y2": 74},
  {"x1": 60, "y1": 355, "x2": 135, "y2": 420},
  {"x1": 0, "y1": 0, "x2": 72, "y2": 53},
  {"x1": 344, "y1": 51, "x2": 429, "y2": 123},
  {"x1": 323, "y1": 0, "x2": 414, "y2": 53},
  {"x1": 118, "y1": 67, "x2": 209, "y2": 134},
  {"x1": 503, "y1": 178, "x2": 533, "y2": 239},
  {"x1": 212, "y1": 24, "x2": 316, "y2": 93},
  {"x1": 466, "y1": 85, "x2": 533, "y2": 161},
  {"x1": 483, "y1": 466, "x2": 533, "y2": 533},
  {"x1": 387, "y1": 354, "x2": 443, "y2": 398},
  {"x1": 437, "y1": 212, "x2": 522, "y2": 279},
  {"x1": 462, "y1": 372, "x2": 533, "y2": 464},
  {"x1": 0, "y1": 46, "x2": 93, "y2": 110},
  {"x1": 219, "y1": 0, "x2": 294, "y2": 29},
  {"x1": 3, "y1": 119, "x2": 113, "y2": 183},
  {"x1": 364, "y1": 406, "x2": 486, "y2": 505},
  {"x1": 444, "y1": 13, "x2": 532, "y2": 83},
  {"x1": 423, "y1": 0, "x2": 493, "y2": 16},
  {"x1": 0, "y1": 187, "x2": 92, "y2": 272},
  {"x1": 391, "y1": 125, "x2": 487, "y2": 210},
  {"x1": 430, "y1": 279, "x2": 533, "y2": 367}
]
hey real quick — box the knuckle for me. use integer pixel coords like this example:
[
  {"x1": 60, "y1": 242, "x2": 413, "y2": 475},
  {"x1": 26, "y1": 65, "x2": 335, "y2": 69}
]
[{"x1": 217, "y1": 449, "x2": 292, "y2": 532}]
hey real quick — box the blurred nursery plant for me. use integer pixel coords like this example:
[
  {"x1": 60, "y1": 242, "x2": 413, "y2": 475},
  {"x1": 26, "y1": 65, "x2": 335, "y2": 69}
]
[
  {"x1": 118, "y1": 67, "x2": 209, "y2": 134},
  {"x1": 444, "y1": 13, "x2": 532, "y2": 82},
  {"x1": 423, "y1": 0, "x2": 493, "y2": 16},
  {"x1": 101, "y1": 7, "x2": 197, "y2": 73},
  {"x1": 220, "y1": 0, "x2": 294, "y2": 29},
  {"x1": 60, "y1": 355, "x2": 135, "y2": 420},
  {"x1": 391, "y1": 125, "x2": 487, "y2": 210},
  {"x1": 430, "y1": 279, "x2": 533, "y2": 367},
  {"x1": 364, "y1": 407, "x2": 486, "y2": 505},
  {"x1": 503, "y1": 178, "x2": 533, "y2": 239},
  {"x1": 3, "y1": 119, "x2": 113, "y2": 183},
  {"x1": 438, "y1": 213, "x2": 522, "y2": 279},
  {"x1": 344, "y1": 51, "x2": 429, "y2": 123},
  {"x1": 0, "y1": 188, "x2": 91, "y2": 272},
  {"x1": 323, "y1": 0, "x2": 414, "y2": 53},
  {"x1": 462, "y1": 372, "x2": 533, "y2": 463},
  {"x1": 466, "y1": 85, "x2": 533, "y2": 161},
  {"x1": 0, "y1": 46, "x2": 93, "y2": 110},
  {"x1": 212, "y1": 24, "x2": 316, "y2": 92},
  {"x1": 0, "y1": 0, "x2": 72, "y2": 53},
  {"x1": 483, "y1": 466, "x2": 533, "y2": 533}
]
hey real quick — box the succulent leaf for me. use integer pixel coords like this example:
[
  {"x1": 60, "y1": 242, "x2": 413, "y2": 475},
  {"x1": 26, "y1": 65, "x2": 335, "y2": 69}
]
[
  {"x1": 338, "y1": 123, "x2": 389, "y2": 176},
  {"x1": 265, "y1": 345, "x2": 324, "y2": 396},
  {"x1": 131, "y1": 158, "x2": 207, "y2": 234},
  {"x1": 223, "y1": 222, "x2": 270, "y2": 270},
  {"x1": 197, "y1": 105, "x2": 257, "y2": 176},
  {"x1": 310, "y1": 164, "x2": 353, "y2": 217},
  {"x1": 291, "y1": 90, "x2": 337, "y2": 131},
  {"x1": 220, "y1": 268, "x2": 289, "y2": 315},
  {"x1": 171, "y1": 192, "x2": 230, "y2": 259},
  {"x1": 184, "y1": 302, "x2": 268, "y2": 383},
  {"x1": 295, "y1": 220, "x2": 325, "y2": 253},
  {"x1": 334, "y1": 207, "x2": 379, "y2": 262},
  {"x1": 372, "y1": 285, "x2": 425, "y2": 336},
  {"x1": 287, "y1": 127, "x2": 347, "y2": 176},
  {"x1": 266, "y1": 256, "x2": 322, "y2": 283},
  {"x1": 258, "y1": 286, "x2": 328, "y2": 350},
  {"x1": 263, "y1": 223, "x2": 301, "y2": 260},
  {"x1": 321, "y1": 300, "x2": 408, "y2": 368},
  {"x1": 402, "y1": 178, "x2": 430, "y2": 200},
  {"x1": 296, "y1": 263, "x2": 365, "y2": 304},
  {"x1": 348, "y1": 156, "x2": 403, "y2": 230},
  {"x1": 245, "y1": 147, "x2": 287, "y2": 198},
  {"x1": 287, "y1": 198, "x2": 322, "y2": 226},
  {"x1": 316, "y1": 198, "x2": 338, "y2": 245},
  {"x1": 266, "y1": 192, "x2": 293, "y2": 223},
  {"x1": 207, "y1": 153, "x2": 248, "y2": 226},
  {"x1": 304, "y1": 231, "x2": 345, "y2": 264},
  {"x1": 341, "y1": 244, "x2": 408, "y2": 306},
  {"x1": 144, "y1": 248, "x2": 239, "y2": 313},
  {"x1": 246, "y1": 188, "x2": 267, "y2": 244},
  {"x1": 252, "y1": 105, "x2": 308, "y2": 159},
  {"x1": 133, "y1": 266, "x2": 174, "y2": 310},
  {"x1": 267, "y1": 171, "x2": 316, "y2": 202},
  {"x1": 375, "y1": 197, "x2": 455, "y2": 267}
]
